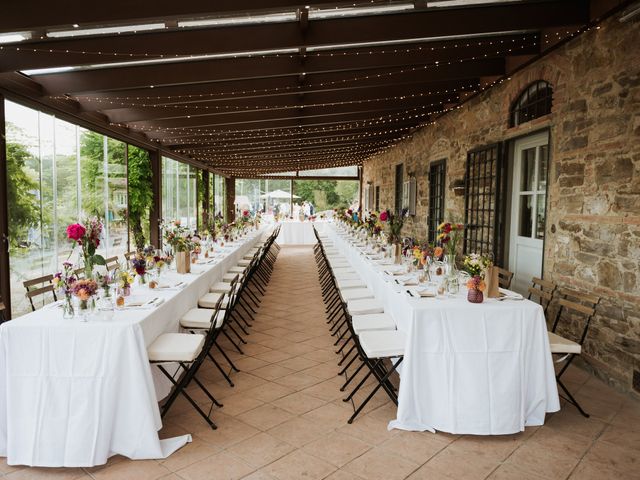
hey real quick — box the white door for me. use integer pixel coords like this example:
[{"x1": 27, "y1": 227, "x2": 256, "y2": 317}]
[{"x1": 509, "y1": 132, "x2": 549, "y2": 295}]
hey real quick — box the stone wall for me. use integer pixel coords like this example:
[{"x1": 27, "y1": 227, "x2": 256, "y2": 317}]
[{"x1": 362, "y1": 13, "x2": 640, "y2": 395}]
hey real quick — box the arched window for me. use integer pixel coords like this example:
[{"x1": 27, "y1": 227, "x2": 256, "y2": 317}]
[{"x1": 510, "y1": 81, "x2": 553, "y2": 127}]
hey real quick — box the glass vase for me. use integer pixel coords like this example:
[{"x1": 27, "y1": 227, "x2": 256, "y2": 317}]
[
  {"x1": 77, "y1": 297, "x2": 95, "y2": 322},
  {"x1": 62, "y1": 295, "x2": 74, "y2": 319}
]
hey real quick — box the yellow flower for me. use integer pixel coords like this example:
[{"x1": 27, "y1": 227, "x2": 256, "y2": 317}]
[{"x1": 437, "y1": 222, "x2": 446, "y2": 230}]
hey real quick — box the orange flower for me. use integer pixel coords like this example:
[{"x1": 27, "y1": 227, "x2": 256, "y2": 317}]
[
  {"x1": 434, "y1": 246, "x2": 443, "y2": 258},
  {"x1": 78, "y1": 289, "x2": 90, "y2": 301}
]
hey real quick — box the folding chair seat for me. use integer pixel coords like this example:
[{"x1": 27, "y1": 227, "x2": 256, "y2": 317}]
[
  {"x1": 181, "y1": 308, "x2": 224, "y2": 330},
  {"x1": 199, "y1": 292, "x2": 226, "y2": 309},
  {"x1": 341, "y1": 288, "x2": 375, "y2": 302},
  {"x1": 548, "y1": 332, "x2": 581, "y2": 354},
  {"x1": 237, "y1": 258, "x2": 251, "y2": 267},
  {"x1": 148, "y1": 333, "x2": 205, "y2": 363},
  {"x1": 210, "y1": 282, "x2": 236, "y2": 294},
  {"x1": 347, "y1": 298, "x2": 384, "y2": 315},
  {"x1": 352, "y1": 313, "x2": 396, "y2": 334},
  {"x1": 228, "y1": 265, "x2": 246, "y2": 274},
  {"x1": 334, "y1": 272, "x2": 361, "y2": 281},
  {"x1": 337, "y1": 278, "x2": 367, "y2": 290},
  {"x1": 223, "y1": 272, "x2": 244, "y2": 283},
  {"x1": 359, "y1": 330, "x2": 406, "y2": 358}
]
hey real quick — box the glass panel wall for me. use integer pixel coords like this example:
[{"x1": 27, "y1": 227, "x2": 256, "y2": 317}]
[
  {"x1": 4, "y1": 100, "x2": 131, "y2": 317},
  {"x1": 213, "y1": 174, "x2": 225, "y2": 218},
  {"x1": 161, "y1": 156, "x2": 197, "y2": 228}
]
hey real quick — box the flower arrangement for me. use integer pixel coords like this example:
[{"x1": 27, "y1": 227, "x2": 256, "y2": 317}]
[
  {"x1": 66, "y1": 217, "x2": 106, "y2": 278},
  {"x1": 463, "y1": 253, "x2": 492, "y2": 278},
  {"x1": 72, "y1": 279, "x2": 98, "y2": 310},
  {"x1": 364, "y1": 212, "x2": 383, "y2": 237},
  {"x1": 117, "y1": 270, "x2": 134, "y2": 290},
  {"x1": 437, "y1": 221, "x2": 464, "y2": 257},
  {"x1": 466, "y1": 275, "x2": 486, "y2": 291},
  {"x1": 380, "y1": 208, "x2": 407, "y2": 244},
  {"x1": 53, "y1": 262, "x2": 77, "y2": 295},
  {"x1": 131, "y1": 254, "x2": 147, "y2": 278},
  {"x1": 163, "y1": 221, "x2": 195, "y2": 252},
  {"x1": 466, "y1": 275, "x2": 486, "y2": 303},
  {"x1": 95, "y1": 271, "x2": 113, "y2": 297}
]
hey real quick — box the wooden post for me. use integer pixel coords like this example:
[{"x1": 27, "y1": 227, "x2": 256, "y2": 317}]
[
  {"x1": 0, "y1": 96, "x2": 11, "y2": 318},
  {"x1": 149, "y1": 150, "x2": 161, "y2": 247},
  {"x1": 225, "y1": 176, "x2": 235, "y2": 223}
]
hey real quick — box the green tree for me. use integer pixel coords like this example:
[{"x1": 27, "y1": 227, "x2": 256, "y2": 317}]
[
  {"x1": 6, "y1": 141, "x2": 40, "y2": 248},
  {"x1": 127, "y1": 145, "x2": 153, "y2": 249},
  {"x1": 79, "y1": 130, "x2": 105, "y2": 217}
]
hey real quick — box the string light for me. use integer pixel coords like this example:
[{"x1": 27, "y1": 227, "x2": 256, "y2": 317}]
[
  {"x1": 58, "y1": 40, "x2": 534, "y2": 107},
  {"x1": 5, "y1": 35, "x2": 537, "y2": 65}
]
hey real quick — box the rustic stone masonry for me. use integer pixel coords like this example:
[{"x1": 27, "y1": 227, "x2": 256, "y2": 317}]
[{"x1": 362, "y1": 13, "x2": 640, "y2": 395}]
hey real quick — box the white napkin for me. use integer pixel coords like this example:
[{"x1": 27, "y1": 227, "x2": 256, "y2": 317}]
[{"x1": 498, "y1": 288, "x2": 524, "y2": 300}]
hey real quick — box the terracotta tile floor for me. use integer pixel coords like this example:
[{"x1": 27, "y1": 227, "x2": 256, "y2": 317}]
[{"x1": 6, "y1": 245, "x2": 640, "y2": 480}]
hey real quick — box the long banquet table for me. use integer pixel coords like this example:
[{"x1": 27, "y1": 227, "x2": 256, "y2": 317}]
[
  {"x1": 325, "y1": 224, "x2": 560, "y2": 435},
  {"x1": 276, "y1": 220, "x2": 317, "y2": 244},
  {"x1": 0, "y1": 229, "x2": 267, "y2": 467}
]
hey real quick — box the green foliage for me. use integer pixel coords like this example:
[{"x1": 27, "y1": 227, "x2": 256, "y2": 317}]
[
  {"x1": 5, "y1": 141, "x2": 40, "y2": 248},
  {"x1": 127, "y1": 145, "x2": 153, "y2": 249},
  {"x1": 293, "y1": 179, "x2": 359, "y2": 211},
  {"x1": 79, "y1": 131, "x2": 105, "y2": 217}
]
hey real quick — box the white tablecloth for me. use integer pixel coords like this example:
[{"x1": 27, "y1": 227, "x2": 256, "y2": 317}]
[
  {"x1": 276, "y1": 221, "x2": 317, "y2": 245},
  {"x1": 0, "y1": 230, "x2": 267, "y2": 467},
  {"x1": 326, "y1": 226, "x2": 560, "y2": 435}
]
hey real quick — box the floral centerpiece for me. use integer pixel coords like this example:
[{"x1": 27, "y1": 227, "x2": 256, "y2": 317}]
[
  {"x1": 163, "y1": 220, "x2": 196, "y2": 274},
  {"x1": 72, "y1": 278, "x2": 98, "y2": 319},
  {"x1": 463, "y1": 253, "x2": 492, "y2": 278},
  {"x1": 437, "y1": 221, "x2": 464, "y2": 260},
  {"x1": 116, "y1": 270, "x2": 134, "y2": 297},
  {"x1": 131, "y1": 254, "x2": 148, "y2": 283},
  {"x1": 380, "y1": 208, "x2": 407, "y2": 244},
  {"x1": 95, "y1": 271, "x2": 113, "y2": 298},
  {"x1": 66, "y1": 217, "x2": 105, "y2": 279},
  {"x1": 466, "y1": 275, "x2": 486, "y2": 303},
  {"x1": 53, "y1": 262, "x2": 77, "y2": 318},
  {"x1": 364, "y1": 212, "x2": 383, "y2": 237}
]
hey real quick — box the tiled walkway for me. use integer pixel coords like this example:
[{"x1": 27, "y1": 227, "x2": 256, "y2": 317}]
[{"x1": 3, "y1": 245, "x2": 639, "y2": 479}]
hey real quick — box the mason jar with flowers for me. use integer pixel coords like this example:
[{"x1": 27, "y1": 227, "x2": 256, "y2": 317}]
[
  {"x1": 53, "y1": 262, "x2": 77, "y2": 319},
  {"x1": 380, "y1": 209, "x2": 407, "y2": 263},
  {"x1": 72, "y1": 278, "x2": 98, "y2": 320},
  {"x1": 131, "y1": 254, "x2": 148, "y2": 284}
]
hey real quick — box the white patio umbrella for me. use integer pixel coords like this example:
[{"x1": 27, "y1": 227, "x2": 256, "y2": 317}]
[{"x1": 259, "y1": 189, "x2": 300, "y2": 199}]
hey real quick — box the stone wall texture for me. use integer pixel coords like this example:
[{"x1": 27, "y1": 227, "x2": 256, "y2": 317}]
[{"x1": 361, "y1": 13, "x2": 640, "y2": 395}]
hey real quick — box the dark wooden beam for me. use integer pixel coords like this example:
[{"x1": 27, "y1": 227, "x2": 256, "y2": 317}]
[
  {"x1": 0, "y1": 0, "x2": 344, "y2": 33},
  {"x1": 0, "y1": 0, "x2": 587, "y2": 73}
]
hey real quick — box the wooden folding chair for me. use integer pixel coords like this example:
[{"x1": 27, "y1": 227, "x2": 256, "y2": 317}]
[
  {"x1": 496, "y1": 267, "x2": 514, "y2": 289},
  {"x1": 549, "y1": 288, "x2": 600, "y2": 417},
  {"x1": 527, "y1": 277, "x2": 557, "y2": 315},
  {"x1": 23, "y1": 274, "x2": 57, "y2": 311},
  {"x1": 104, "y1": 255, "x2": 120, "y2": 272}
]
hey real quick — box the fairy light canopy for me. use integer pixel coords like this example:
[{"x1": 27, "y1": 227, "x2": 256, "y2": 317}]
[{"x1": 0, "y1": 0, "x2": 606, "y2": 176}]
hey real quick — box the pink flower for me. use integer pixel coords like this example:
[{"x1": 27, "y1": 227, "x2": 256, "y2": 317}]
[
  {"x1": 379, "y1": 211, "x2": 388, "y2": 222},
  {"x1": 242, "y1": 210, "x2": 250, "y2": 217},
  {"x1": 66, "y1": 223, "x2": 86, "y2": 242}
]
